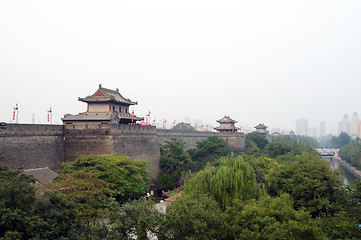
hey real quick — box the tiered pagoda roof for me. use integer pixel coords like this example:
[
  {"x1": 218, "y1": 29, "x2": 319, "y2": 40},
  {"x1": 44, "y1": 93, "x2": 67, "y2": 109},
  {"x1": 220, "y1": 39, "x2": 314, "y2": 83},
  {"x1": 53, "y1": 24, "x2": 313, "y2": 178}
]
[
  {"x1": 255, "y1": 123, "x2": 268, "y2": 129},
  {"x1": 62, "y1": 85, "x2": 143, "y2": 124},
  {"x1": 214, "y1": 115, "x2": 239, "y2": 132},
  {"x1": 79, "y1": 84, "x2": 137, "y2": 105},
  {"x1": 216, "y1": 116, "x2": 238, "y2": 124}
]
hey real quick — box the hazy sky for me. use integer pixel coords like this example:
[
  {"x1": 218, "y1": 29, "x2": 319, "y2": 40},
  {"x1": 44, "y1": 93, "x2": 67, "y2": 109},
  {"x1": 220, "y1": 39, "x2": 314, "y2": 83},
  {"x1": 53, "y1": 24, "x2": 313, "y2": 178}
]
[{"x1": 1, "y1": 1, "x2": 361, "y2": 133}]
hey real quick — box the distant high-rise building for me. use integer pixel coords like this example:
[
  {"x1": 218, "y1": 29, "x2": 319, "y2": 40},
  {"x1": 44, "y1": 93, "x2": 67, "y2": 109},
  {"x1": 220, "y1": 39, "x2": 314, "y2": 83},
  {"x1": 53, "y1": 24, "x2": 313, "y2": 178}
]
[
  {"x1": 350, "y1": 112, "x2": 359, "y2": 137},
  {"x1": 296, "y1": 118, "x2": 308, "y2": 136},
  {"x1": 341, "y1": 114, "x2": 350, "y2": 135},
  {"x1": 309, "y1": 127, "x2": 318, "y2": 138},
  {"x1": 358, "y1": 120, "x2": 361, "y2": 138},
  {"x1": 338, "y1": 121, "x2": 343, "y2": 135},
  {"x1": 319, "y1": 121, "x2": 326, "y2": 137}
]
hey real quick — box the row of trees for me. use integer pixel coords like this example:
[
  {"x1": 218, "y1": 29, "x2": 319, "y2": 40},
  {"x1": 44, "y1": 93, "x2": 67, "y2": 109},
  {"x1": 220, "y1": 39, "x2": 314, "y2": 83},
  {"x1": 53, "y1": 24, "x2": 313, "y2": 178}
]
[
  {"x1": 156, "y1": 136, "x2": 231, "y2": 193},
  {"x1": 2, "y1": 132, "x2": 361, "y2": 239},
  {"x1": 339, "y1": 138, "x2": 361, "y2": 169}
]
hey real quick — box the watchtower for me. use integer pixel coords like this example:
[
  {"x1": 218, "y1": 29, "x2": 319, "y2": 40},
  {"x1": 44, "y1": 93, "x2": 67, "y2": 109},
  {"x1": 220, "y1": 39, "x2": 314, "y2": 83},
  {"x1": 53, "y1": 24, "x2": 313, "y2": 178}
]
[
  {"x1": 62, "y1": 84, "x2": 143, "y2": 125},
  {"x1": 214, "y1": 116, "x2": 239, "y2": 133}
]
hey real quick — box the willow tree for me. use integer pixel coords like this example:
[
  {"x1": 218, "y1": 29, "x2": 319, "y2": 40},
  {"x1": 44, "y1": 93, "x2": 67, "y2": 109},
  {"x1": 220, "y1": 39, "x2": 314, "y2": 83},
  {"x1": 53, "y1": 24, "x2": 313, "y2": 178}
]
[{"x1": 185, "y1": 155, "x2": 265, "y2": 209}]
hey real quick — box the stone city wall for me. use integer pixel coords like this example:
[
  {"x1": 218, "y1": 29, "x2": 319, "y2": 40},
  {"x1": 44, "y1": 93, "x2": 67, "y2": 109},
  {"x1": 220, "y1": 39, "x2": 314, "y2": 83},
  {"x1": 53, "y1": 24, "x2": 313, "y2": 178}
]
[
  {"x1": 0, "y1": 124, "x2": 64, "y2": 170},
  {"x1": 0, "y1": 124, "x2": 246, "y2": 174},
  {"x1": 157, "y1": 129, "x2": 246, "y2": 153}
]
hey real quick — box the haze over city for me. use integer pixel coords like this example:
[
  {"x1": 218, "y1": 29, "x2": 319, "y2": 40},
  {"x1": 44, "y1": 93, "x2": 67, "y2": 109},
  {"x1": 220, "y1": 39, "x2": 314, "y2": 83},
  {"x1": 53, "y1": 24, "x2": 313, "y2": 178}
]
[{"x1": 1, "y1": 1, "x2": 361, "y2": 134}]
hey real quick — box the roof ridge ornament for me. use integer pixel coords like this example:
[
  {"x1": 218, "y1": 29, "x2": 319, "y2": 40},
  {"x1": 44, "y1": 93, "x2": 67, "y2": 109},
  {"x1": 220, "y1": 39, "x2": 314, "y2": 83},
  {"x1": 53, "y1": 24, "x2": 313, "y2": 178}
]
[{"x1": 99, "y1": 84, "x2": 102, "y2": 88}]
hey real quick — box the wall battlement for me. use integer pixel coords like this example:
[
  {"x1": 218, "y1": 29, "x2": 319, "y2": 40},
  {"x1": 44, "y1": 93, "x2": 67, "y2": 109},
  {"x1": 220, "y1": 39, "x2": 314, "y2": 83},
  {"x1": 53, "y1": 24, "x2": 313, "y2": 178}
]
[
  {"x1": 0, "y1": 124, "x2": 64, "y2": 136},
  {"x1": 0, "y1": 123, "x2": 246, "y2": 175}
]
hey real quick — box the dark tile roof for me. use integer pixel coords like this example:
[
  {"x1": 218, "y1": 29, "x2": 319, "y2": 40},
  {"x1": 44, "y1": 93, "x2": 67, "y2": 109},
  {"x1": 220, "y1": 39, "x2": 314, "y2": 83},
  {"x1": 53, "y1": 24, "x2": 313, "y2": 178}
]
[
  {"x1": 62, "y1": 112, "x2": 143, "y2": 122},
  {"x1": 216, "y1": 115, "x2": 237, "y2": 123},
  {"x1": 23, "y1": 167, "x2": 58, "y2": 183},
  {"x1": 79, "y1": 85, "x2": 137, "y2": 105},
  {"x1": 255, "y1": 123, "x2": 268, "y2": 129}
]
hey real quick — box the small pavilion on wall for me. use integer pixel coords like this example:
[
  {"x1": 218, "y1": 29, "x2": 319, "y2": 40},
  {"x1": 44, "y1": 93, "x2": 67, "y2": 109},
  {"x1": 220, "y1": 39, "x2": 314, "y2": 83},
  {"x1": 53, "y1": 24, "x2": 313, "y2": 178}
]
[
  {"x1": 254, "y1": 123, "x2": 268, "y2": 134},
  {"x1": 214, "y1": 116, "x2": 239, "y2": 133},
  {"x1": 62, "y1": 84, "x2": 143, "y2": 124}
]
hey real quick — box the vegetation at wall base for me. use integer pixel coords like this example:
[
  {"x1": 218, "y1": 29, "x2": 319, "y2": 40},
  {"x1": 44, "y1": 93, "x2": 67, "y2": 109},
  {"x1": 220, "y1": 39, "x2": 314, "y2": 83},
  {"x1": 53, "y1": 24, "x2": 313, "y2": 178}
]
[
  {"x1": 56, "y1": 154, "x2": 150, "y2": 203},
  {"x1": 2, "y1": 138, "x2": 361, "y2": 239}
]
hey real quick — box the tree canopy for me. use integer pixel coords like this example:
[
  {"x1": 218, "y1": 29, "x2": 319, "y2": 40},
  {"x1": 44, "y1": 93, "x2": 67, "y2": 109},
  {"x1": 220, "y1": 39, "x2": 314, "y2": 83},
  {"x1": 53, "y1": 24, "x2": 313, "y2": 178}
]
[
  {"x1": 331, "y1": 132, "x2": 351, "y2": 149},
  {"x1": 173, "y1": 122, "x2": 195, "y2": 131},
  {"x1": 245, "y1": 132, "x2": 268, "y2": 150},
  {"x1": 267, "y1": 154, "x2": 344, "y2": 217},
  {"x1": 57, "y1": 154, "x2": 150, "y2": 203},
  {"x1": 185, "y1": 155, "x2": 265, "y2": 209},
  {"x1": 0, "y1": 165, "x2": 80, "y2": 239},
  {"x1": 187, "y1": 136, "x2": 231, "y2": 165},
  {"x1": 339, "y1": 138, "x2": 361, "y2": 169}
]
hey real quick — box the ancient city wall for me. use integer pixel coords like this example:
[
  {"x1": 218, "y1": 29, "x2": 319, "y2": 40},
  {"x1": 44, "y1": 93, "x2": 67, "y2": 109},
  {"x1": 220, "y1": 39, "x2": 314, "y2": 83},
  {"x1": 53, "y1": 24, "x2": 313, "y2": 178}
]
[
  {"x1": 157, "y1": 129, "x2": 215, "y2": 149},
  {"x1": 112, "y1": 124, "x2": 160, "y2": 176},
  {"x1": 0, "y1": 124, "x2": 64, "y2": 170},
  {"x1": 63, "y1": 123, "x2": 114, "y2": 163},
  {"x1": 0, "y1": 124, "x2": 246, "y2": 174},
  {"x1": 157, "y1": 129, "x2": 246, "y2": 153}
]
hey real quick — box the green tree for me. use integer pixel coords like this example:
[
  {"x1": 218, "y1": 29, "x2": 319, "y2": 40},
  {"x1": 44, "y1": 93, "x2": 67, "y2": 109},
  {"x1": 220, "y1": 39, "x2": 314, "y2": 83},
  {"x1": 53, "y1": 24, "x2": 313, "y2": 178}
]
[
  {"x1": 160, "y1": 192, "x2": 227, "y2": 240},
  {"x1": 49, "y1": 170, "x2": 116, "y2": 221},
  {"x1": 245, "y1": 132, "x2": 268, "y2": 150},
  {"x1": 58, "y1": 154, "x2": 150, "y2": 203},
  {"x1": 331, "y1": 132, "x2": 351, "y2": 149},
  {"x1": 263, "y1": 141, "x2": 292, "y2": 158},
  {"x1": 339, "y1": 138, "x2": 361, "y2": 169},
  {"x1": 185, "y1": 155, "x2": 265, "y2": 209},
  {"x1": 158, "y1": 138, "x2": 192, "y2": 192},
  {"x1": 173, "y1": 123, "x2": 195, "y2": 131},
  {"x1": 188, "y1": 136, "x2": 231, "y2": 165},
  {"x1": 226, "y1": 194, "x2": 326, "y2": 240},
  {"x1": 0, "y1": 164, "x2": 80, "y2": 239},
  {"x1": 160, "y1": 138, "x2": 191, "y2": 174},
  {"x1": 95, "y1": 199, "x2": 164, "y2": 240},
  {"x1": 267, "y1": 154, "x2": 345, "y2": 218}
]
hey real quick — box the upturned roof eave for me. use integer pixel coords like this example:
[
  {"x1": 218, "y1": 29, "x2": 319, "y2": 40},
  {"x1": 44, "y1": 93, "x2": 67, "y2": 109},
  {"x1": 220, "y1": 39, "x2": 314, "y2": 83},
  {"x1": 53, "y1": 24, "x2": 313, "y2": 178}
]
[{"x1": 78, "y1": 97, "x2": 137, "y2": 105}]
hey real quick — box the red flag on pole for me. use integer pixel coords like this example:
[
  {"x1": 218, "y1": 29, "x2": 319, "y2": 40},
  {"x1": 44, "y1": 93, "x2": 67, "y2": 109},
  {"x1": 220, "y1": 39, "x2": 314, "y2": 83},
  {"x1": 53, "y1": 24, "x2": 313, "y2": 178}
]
[{"x1": 13, "y1": 111, "x2": 15, "y2": 120}]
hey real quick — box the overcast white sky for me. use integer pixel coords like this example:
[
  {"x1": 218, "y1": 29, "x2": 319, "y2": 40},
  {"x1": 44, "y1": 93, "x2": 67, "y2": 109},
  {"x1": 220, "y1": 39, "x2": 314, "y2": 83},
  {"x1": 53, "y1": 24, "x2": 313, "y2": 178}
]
[{"x1": 1, "y1": 1, "x2": 361, "y2": 133}]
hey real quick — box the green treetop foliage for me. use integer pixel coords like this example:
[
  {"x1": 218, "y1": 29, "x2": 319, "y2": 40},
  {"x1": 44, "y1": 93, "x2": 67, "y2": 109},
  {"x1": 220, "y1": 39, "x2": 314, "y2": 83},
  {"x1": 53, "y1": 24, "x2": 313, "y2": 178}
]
[
  {"x1": 262, "y1": 137, "x2": 319, "y2": 164},
  {"x1": 49, "y1": 170, "x2": 116, "y2": 221},
  {"x1": 271, "y1": 135, "x2": 320, "y2": 148},
  {"x1": 160, "y1": 192, "x2": 227, "y2": 240},
  {"x1": 242, "y1": 155, "x2": 278, "y2": 183},
  {"x1": 331, "y1": 132, "x2": 351, "y2": 149},
  {"x1": 345, "y1": 180, "x2": 361, "y2": 223},
  {"x1": 187, "y1": 136, "x2": 231, "y2": 165},
  {"x1": 173, "y1": 122, "x2": 195, "y2": 131},
  {"x1": 158, "y1": 138, "x2": 194, "y2": 191},
  {"x1": 226, "y1": 194, "x2": 325, "y2": 240},
  {"x1": 266, "y1": 154, "x2": 345, "y2": 218},
  {"x1": 245, "y1": 132, "x2": 268, "y2": 150},
  {"x1": 185, "y1": 155, "x2": 265, "y2": 209},
  {"x1": 263, "y1": 141, "x2": 292, "y2": 158},
  {"x1": 0, "y1": 164, "x2": 80, "y2": 239},
  {"x1": 339, "y1": 138, "x2": 361, "y2": 169},
  {"x1": 160, "y1": 138, "x2": 192, "y2": 174},
  {"x1": 57, "y1": 154, "x2": 150, "y2": 203}
]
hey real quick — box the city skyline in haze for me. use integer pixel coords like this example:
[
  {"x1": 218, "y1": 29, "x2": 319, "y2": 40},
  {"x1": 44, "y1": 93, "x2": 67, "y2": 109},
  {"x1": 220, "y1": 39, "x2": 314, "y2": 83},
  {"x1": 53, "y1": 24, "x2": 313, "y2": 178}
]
[{"x1": 1, "y1": 1, "x2": 361, "y2": 134}]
